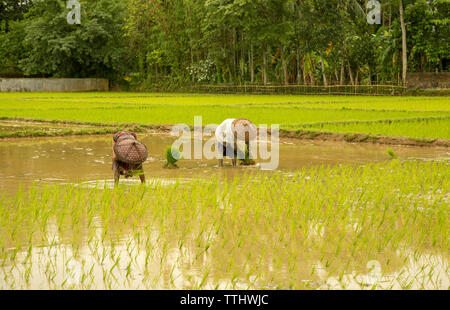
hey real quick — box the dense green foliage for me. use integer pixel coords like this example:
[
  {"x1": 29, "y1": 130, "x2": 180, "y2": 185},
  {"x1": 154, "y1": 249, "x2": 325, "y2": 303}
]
[
  {"x1": 0, "y1": 0, "x2": 32, "y2": 32},
  {"x1": 0, "y1": 0, "x2": 127, "y2": 79},
  {"x1": 0, "y1": 0, "x2": 448, "y2": 87}
]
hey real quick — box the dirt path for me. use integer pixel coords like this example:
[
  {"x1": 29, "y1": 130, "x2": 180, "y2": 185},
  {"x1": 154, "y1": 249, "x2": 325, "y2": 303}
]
[
  {"x1": 277, "y1": 129, "x2": 450, "y2": 148},
  {"x1": 1, "y1": 118, "x2": 448, "y2": 148}
]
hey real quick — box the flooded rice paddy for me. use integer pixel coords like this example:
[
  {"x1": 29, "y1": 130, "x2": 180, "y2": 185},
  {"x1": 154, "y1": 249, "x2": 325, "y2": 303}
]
[
  {"x1": 0, "y1": 134, "x2": 448, "y2": 289},
  {"x1": 0, "y1": 134, "x2": 448, "y2": 193}
]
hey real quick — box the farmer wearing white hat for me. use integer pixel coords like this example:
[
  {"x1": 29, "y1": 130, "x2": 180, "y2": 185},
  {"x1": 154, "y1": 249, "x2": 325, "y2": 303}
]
[{"x1": 215, "y1": 118, "x2": 257, "y2": 167}]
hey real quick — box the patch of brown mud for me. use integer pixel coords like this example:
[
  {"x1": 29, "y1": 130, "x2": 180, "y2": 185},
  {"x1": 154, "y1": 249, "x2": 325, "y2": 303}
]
[
  {"x1": 278, "y1": 129, "x2": 450, "y2": 148},
  {"x1": 1, "y1": 118, "x2": 448, "y2": 148},
  {"x1": 149, "y1": 125, "x2": 450, "y2": 148}
]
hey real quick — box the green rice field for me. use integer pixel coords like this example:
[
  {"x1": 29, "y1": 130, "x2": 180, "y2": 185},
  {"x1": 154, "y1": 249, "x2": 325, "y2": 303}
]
[
  {"x1": 1, "y1": 160, "x2": 448, "y2": 289},
  {"x1": 1, "y1": 93, "x2": 449, "y2": 139},
  {"x1": 0, "y1": 92, "x2": 448, "y2": 290}
]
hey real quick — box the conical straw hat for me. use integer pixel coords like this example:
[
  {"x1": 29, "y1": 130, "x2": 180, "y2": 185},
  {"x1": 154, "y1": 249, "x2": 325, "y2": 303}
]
[
  {"x1": 114, "y1": 139, "x2": 148, "y2": 165},
  {"x1": 232, "y1": 118, "x2": 257, "y2": 142}
]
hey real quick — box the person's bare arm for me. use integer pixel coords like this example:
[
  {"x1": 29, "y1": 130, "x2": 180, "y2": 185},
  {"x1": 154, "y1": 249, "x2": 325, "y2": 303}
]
[{"x1": 112, "y1": 139, "x2": 116, "y2": 159}]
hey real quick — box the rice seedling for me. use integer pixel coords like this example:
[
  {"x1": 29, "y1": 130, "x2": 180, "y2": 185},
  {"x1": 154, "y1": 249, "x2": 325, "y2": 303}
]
[
  {"x1": 387, "y1": 149, "x2": 397, "y2": 159},
  {"x1": 302, "y1": 117, "x2": 450, "y2": 140},
  {"x1": 1, "y1": 93, "x2": 449, "y2": 111},
  {"x1": 164, "y1": 146, "x2": 181, "y2": 168},
  {"x1": 238, "y1": 146, "x2": 256, "y2": 166},
  {"x1": 0, "y1": 159, "x2": 447, "y2": 289},
  {"x1": 1, "y1": 93, "x2": 449, "y2": 140},
  {"x1": 0, "y1": 92, "x2": 448, "y2": 289}
]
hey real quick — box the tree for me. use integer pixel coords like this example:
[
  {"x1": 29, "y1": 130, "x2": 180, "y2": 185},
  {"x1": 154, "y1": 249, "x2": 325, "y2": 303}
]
[
  {"x1": 303, "y1": 0, "x2": 346, "y2": 86},
  {"x1": 399, "y1": 0, "x2": 407, "y2": 86},
  {"x1": 17, "y1": 0, "x2": 128, "y2": 78},
  {"x1": 0, "y1": 20, "x2": 27, "y2": 75},
  {"x1": 0, "y1": 0, "x2": 32, "y2": 33},
  {"x1": 405, "y1": 0, "x2": 449, "y2": 72},
  {"x1": 2, "y1": 0, "x2": 447, "y2": 86}
]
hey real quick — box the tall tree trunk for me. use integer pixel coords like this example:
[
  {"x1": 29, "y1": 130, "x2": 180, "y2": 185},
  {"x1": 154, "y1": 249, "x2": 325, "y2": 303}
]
[
  {"x1": 399, "y1": 0, "x2": 407, "y2": 87},
  {"x1": 302, "y1": 57, "x2": 307, "y2": 85},
  {"x1": 340, "y1": 61, "x2": 345, "y2": 85},
  {"x1": 249, "y1": 44, "x2": 254, "y2": 83},
  {"x1": 309, "y1": 56, "x2": 315, "y2": 86},
  {"x1": 240, "y1": 31, "x2": 245, "y2": 83},
  {"x1": 389, "y1": 2, "x2": 392, "y2": 27},
  {"x1": 296, "y1": 49, "x2": 302, "y2": 85},
  {"x1": 347, "y1": 62, "x2": 354, "y2": 86},
  {"x1": 232, "y1": 27, "x2": 237, "y2": 82},
  {"x1": 227, "y1": 30, "x2": 233, "y2": 83},
  {"x1": 281, "y1": 46, "x2": 288, "y2": 85},
  {"x1": 262, "y1": 46, "x2": 268, "y2": 85},
  {"x1": 228, "y1": 61, "x2": 233, "y2": 83},
  {"x1": 320, "y1": 53, "x2": 327, "y2": 87}
]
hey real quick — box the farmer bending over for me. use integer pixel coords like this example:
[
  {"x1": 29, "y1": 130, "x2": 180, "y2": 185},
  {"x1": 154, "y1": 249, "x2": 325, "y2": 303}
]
[
  {"x1": 215, "y1": 118, "x2": 256, "y2": 167},
  {"x1": 112, "y1": 130, "x2": 146, "y2": 184}
]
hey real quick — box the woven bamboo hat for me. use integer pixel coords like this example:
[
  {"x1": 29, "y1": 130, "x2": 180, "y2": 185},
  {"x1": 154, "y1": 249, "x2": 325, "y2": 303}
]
[
  {"x1": 114, "y1": 139, "x2": 148, "y2": 165},
  {"x1": 232, "y1": 118, "x2": 257, "y2": 143}
]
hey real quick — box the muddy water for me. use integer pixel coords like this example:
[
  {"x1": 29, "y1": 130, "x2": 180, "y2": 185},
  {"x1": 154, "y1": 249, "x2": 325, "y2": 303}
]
[
  {"x1": 0, "y1": 134, "x2": 448, "y2": 193},
  {"x1": 0, "y1": 134, "x2": 449, "y2": 289}
]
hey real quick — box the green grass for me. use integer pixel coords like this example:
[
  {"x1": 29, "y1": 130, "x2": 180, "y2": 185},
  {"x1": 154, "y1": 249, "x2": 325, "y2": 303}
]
[
  {"x1": 0, "y1": 160, "x2": 448, "y2": 289},
  {"x1": 293, "y1": 117, "x2": 450, "y2": 140},
  {"x1": 1, "y1": 92, "x2": 449, "y2": 109},
  {"x1": 2, "y1": 94, "x2": 450, "y2": 110},
  {"x1": 0, "y1": 92, "x2": 448, "y2": 289},
  {"x1": 0, "y1": 120, "x2": 147, "y2": 138},
  {"x1": 0, "y1": 127, "x2": 118, "y2": 138},
  {"x1": 1, "y1": 93, "x2": 449, "y2": 140},
  {"x1": 1, "y1": 104, "x2": 444, "y2": 125}
]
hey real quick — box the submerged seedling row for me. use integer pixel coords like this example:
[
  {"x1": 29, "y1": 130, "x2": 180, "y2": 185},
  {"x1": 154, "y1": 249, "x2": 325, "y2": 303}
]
[{"x1": 0, "y1": 160, "x2": 448, "y2": 289}]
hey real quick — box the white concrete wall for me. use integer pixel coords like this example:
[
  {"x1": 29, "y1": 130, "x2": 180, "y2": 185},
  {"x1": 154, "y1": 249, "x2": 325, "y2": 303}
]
[{"x1": 0, "y1": 78, "x2": 109, "y2": 92}]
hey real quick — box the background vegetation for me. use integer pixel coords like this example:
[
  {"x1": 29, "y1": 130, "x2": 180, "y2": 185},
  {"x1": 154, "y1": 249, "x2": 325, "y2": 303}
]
[{"x1": 0, "y1": 0, "x2": 448, "y2": 89}]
